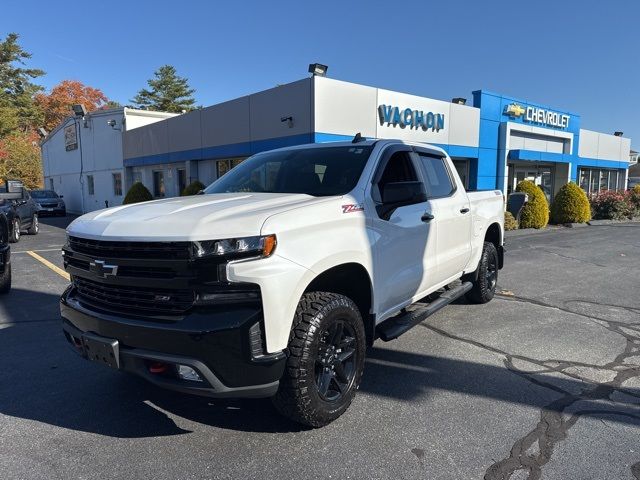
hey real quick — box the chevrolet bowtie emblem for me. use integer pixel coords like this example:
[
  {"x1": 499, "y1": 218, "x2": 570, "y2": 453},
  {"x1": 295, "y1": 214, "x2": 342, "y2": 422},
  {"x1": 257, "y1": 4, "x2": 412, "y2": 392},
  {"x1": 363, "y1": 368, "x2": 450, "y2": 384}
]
[
  {"x1": 505, "y1": 103, "x2": 526, "y2": 118},
  {"x1": 90, "y1": 260, "x2": 118, "y2": 278}
]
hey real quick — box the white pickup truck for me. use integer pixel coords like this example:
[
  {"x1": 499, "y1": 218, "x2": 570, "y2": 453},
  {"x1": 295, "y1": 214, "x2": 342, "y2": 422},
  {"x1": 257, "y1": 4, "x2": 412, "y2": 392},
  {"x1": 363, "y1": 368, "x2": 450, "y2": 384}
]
[{"x1": 61, "y1": 138, "x2": 504, "y2": 427}]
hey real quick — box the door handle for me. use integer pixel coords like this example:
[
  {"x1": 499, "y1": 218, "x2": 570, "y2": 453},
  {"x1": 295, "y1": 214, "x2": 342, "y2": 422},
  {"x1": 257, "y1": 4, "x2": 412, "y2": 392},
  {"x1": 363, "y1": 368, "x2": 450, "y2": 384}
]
[
  {"x1": 421, "y1": 212, "x2": 435, "y2": 222},
  {"x1": 460, "y1": 208, "x2": 470, "y2": 214}
]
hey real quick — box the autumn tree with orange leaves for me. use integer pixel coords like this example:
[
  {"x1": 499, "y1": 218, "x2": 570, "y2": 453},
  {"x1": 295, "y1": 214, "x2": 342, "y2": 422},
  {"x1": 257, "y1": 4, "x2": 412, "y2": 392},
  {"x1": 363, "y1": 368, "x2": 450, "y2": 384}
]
[{"x1": 35, "y1": 80, "x2": 109, "y2": 131}]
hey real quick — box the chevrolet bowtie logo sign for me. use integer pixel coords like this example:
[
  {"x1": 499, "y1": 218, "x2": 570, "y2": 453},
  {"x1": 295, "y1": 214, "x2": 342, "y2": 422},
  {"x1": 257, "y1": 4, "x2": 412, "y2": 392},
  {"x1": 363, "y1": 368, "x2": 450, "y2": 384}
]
[
  {"x1": 505, "y1": 103, "x2": 526, "y2": 118},
  {"x1": 90, "y1": 260, "x2": 118, "y2": 278}
]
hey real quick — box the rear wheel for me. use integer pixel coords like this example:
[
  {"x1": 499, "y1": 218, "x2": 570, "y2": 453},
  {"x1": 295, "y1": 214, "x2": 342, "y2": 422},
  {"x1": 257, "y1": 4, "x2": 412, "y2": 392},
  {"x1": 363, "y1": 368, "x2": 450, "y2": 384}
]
[
  {"x1": 9, "y1": 218, "x2": 20, "y2": 243},
  {"x1": 27, "y1": 214, "x2": 39, "y2": 235},
  {"x1": 272, "y1": 292, "x2": 366, "y2": 427},
  {"x1": 0, "y1": 263, "x2": 11, "y2": 294},
  {"x1": 466, "y1": 241, "x2": 498, "y2": 304}
]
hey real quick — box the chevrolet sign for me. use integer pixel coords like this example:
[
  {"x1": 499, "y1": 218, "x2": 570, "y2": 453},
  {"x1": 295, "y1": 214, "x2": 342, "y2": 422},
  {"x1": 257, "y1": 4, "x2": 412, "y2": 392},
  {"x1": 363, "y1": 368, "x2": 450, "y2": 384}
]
[{"x1": 505, "y1": 103, "x2": 570, "y2": 129}]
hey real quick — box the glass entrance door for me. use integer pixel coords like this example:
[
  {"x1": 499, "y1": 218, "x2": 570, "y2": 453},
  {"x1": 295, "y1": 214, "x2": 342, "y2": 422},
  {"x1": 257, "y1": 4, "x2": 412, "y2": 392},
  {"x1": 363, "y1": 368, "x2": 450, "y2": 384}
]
[{"x1": 511, "y1": 166, "x2": 554, "y2": 202}]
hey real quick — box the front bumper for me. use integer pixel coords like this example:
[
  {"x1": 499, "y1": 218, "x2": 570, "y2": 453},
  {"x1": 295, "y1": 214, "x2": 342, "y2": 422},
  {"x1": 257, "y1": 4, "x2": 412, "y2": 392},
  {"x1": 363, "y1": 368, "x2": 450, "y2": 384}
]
[
  {"x1": 38, "y1": 206, "x2": 65, "y2": 215},
  {"x1": 60, "y1": 285, "x2": 286, "y2": 398},
  {"x1": 0, "y1": 244, "x2": 9, "y2": 273}
]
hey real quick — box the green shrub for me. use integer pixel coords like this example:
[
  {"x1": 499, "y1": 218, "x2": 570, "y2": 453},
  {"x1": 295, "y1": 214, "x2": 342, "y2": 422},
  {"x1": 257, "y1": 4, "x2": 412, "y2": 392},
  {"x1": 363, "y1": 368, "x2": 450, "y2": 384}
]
[
  {"x1": 504, "y1": 211, "x2": 518, "y2": 231},
  {"x1": 123, "y1": 182, "x2": 153, "y2": 205},
  {"x1": 550, "y1": 182, "x2": 591, "y2": 224},
  {"x1": 181, "y1": 180, "x2": 205, "y2": 196},
  {"x1": 515, "y1": 180, "x2": 549, "y2": 229},
  {"x1": 590, "y1": 190, "x2": 634, "y2": 220}
]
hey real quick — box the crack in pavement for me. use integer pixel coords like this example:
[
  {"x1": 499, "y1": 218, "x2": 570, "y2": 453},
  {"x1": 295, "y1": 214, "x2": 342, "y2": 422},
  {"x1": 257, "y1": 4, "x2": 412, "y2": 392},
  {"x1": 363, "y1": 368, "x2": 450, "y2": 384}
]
[{"x1": 419, "y1": 293, "x2": 640, "y2": 480}]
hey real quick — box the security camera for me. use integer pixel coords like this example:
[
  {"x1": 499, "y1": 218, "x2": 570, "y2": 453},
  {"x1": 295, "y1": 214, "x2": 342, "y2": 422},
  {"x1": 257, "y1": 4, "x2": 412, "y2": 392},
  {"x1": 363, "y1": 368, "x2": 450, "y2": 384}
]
[
  {"x1": 107, "y1": 119, "x2": 117, "y2": 127},
  {"x1": 281, "y1": 116, "x2": 293, "y2": 128}
]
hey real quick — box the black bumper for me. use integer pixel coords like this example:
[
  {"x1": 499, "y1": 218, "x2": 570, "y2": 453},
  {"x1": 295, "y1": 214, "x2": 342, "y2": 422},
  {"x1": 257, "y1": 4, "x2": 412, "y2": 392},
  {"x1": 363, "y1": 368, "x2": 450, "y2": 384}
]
[
  {"x1": 0, "y1": 244, "x2": 9, "y2": 273},
  {"x1": 60, "y1": 286, "x2": 286, "y2": 398}
]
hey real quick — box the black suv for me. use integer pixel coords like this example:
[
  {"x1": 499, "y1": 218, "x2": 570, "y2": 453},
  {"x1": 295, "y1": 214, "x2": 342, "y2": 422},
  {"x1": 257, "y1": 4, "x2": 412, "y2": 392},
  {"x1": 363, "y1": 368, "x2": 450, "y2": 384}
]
[
  {"x1": 0, "y1": 213, "x2": 10, "y2": 293},
  {"x1": 0, "y1": 181, "x2": 39, "y2": 243}
]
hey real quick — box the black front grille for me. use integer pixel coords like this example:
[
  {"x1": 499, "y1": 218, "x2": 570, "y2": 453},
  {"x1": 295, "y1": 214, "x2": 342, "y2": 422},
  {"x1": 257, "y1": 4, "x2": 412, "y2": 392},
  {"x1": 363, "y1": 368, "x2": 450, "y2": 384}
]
[
  {"x1": 41, "y1": 202, "x2": 58, "y2": 208},
  {"x1": 68, "y1": 236, "x2": 192, "y2": 260},
  {"x1": 65, "y1": 256, "x2": 176, "y2": 279},
  {"x1": 74, "y1": 277, "x2": 195, "y2": 316}
]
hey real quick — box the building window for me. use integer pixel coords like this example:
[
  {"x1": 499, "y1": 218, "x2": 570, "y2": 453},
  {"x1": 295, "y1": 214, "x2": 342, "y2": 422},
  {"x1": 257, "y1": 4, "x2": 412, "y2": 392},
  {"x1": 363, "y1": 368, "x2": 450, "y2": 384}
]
[
  {"x1": 112, "y1": 173, "x2": 123, "y2": 196},
  {"x1": 578, "y1": 168, "x2": 622, "y2": 195},
  {"x1": 153, "y1": 170, "x2": 165, "y2": 197},
  {"x1": 216, "y1": 158, "x2": 246, "y2": 178},
  {"x1": 132, "y1": 170, "x2": 142, "y2": 184},
  {"x1": 87, "y1": 175, "x2": 95, "y2": 195}
]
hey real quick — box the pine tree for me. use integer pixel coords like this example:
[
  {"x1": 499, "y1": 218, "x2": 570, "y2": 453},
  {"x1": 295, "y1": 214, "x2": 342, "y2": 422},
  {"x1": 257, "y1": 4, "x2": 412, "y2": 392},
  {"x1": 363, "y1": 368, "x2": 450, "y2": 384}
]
[
  {"x1": 0, "y1": 33, "x2": 45, "y2": 136},
  {"x1": 131, "y1": 65, "x2": 196, "y2": 113}
]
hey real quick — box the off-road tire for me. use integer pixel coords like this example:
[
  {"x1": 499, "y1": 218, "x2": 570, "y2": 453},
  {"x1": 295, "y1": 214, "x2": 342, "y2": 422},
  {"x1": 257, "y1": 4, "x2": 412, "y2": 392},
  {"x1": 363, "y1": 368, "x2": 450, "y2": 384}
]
[
  {"x1": 466, "y1": 241, "x2": 498, "y2": 304},
  {"x1": 9, "y1": 218, "x2": 20, "y2": 243},
  {"x1": 27, "y1": 214, "x2": 38, "y2": 235},
  {"x1": 272, "y1": 292, "x2": 366, "y2": 428},
  {"x1": 0, "y1": 263, "x2": 11, "y2": 294}
]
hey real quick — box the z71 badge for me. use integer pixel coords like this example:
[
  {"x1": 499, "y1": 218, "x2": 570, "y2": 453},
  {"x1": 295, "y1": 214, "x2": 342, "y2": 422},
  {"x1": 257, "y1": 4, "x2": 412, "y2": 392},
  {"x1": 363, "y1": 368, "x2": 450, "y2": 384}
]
[{"x1": 342, "y1": 204, "x2": 364, "y2": 214}]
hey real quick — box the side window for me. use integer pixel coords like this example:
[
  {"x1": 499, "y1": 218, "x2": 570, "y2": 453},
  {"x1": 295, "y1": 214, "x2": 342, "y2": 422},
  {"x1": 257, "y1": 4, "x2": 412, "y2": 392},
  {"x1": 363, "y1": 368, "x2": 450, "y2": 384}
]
[
  {"x1": 418, "y1": 154, "x2": 455, "y2": 198},
  {"x1": 377, "y1": 151, "x2": 418, "y2": 195}
]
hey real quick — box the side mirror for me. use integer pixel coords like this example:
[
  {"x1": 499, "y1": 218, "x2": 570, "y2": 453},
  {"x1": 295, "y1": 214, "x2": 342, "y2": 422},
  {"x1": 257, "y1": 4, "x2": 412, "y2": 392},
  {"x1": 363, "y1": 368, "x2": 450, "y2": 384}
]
[
  {"x1": 59, "y1": 195, "x2": 64, "y2": 198},
  {"x1": 382, "y1": 181, "x2": 427, "y2": 205}
]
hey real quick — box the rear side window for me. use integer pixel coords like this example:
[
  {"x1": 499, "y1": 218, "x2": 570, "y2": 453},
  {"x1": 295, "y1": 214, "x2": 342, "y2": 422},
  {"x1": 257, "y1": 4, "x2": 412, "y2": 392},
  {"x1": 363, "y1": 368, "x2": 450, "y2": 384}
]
[{"x1": 417, "y1": 154, "x2": 455, "y2": 198}]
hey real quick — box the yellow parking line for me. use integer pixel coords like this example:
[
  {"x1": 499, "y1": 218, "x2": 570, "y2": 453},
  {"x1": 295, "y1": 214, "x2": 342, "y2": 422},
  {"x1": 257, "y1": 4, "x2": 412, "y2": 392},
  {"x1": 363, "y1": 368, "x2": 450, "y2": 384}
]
[{"x1": 26, "y1": 251, "x2": 70, "y2": 280}]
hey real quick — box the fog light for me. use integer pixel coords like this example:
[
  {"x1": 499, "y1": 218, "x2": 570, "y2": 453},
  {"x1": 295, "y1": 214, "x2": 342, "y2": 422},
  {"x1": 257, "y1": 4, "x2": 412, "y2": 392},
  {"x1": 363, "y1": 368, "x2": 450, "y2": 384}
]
[{"x1": 177, "y1": 365, "x2": 203, "y2": 382}]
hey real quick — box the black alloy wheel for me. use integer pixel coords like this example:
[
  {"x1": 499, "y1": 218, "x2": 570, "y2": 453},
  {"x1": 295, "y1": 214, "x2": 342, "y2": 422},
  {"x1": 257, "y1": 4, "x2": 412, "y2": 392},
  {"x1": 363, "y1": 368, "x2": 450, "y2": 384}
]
[{"x1": 315, "y1": 320, "x2": 358, "y2": 402}]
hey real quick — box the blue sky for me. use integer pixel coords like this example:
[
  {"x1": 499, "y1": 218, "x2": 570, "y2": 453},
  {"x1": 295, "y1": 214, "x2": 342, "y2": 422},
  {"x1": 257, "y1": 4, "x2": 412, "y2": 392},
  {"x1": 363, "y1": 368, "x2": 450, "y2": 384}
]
[{"x1": 3, "y1": 0, "x2": 639, "y2": 147}]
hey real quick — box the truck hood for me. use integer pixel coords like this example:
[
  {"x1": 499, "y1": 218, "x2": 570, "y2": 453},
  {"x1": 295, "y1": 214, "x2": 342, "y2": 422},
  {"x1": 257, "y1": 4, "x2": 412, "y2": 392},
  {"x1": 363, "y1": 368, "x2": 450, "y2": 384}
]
[{"x1": 67, "y1": 193, "x2": 333, "y2": 241}]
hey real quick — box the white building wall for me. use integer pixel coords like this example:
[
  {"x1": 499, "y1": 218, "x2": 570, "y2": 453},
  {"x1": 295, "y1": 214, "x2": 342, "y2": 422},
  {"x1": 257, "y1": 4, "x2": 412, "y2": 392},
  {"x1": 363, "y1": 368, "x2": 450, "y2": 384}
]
[
  {"x1": 578, "y1": 129, "x2": 631, "y2": 161},
  {"x1": 41, "y1": 108, "x2": 174, "y2": 214},
  {"x1": 313, "y1": 76, "x2": 480, "y2": 148}
]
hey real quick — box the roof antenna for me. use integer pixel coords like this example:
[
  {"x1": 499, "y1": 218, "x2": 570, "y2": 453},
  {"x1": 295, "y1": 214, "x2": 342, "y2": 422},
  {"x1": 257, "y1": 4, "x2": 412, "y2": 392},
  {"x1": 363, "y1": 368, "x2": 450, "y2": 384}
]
[{"x1": 352, "y1": 132, "x2": 365, "y2": 143}]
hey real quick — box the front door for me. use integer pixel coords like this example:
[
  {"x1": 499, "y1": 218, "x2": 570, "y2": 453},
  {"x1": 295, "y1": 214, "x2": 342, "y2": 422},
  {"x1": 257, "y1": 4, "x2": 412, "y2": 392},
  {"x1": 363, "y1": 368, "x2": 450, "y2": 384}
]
[
  {"x1": 511, "y1": 167, "x2": 553, "y2": 202},
  {"x1": 368, "y1": 146, "x2": 438, "y2": 317}
]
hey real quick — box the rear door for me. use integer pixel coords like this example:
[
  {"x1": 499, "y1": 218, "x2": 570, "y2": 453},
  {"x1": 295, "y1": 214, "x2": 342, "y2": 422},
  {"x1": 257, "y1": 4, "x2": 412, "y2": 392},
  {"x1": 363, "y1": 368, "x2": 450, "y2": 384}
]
[
  {"x1": 368, "y1": 145, "x2": 438, "y2": 316},
  {"x1": 414, "y1": 148, "x2": 472, "y2": 282}
]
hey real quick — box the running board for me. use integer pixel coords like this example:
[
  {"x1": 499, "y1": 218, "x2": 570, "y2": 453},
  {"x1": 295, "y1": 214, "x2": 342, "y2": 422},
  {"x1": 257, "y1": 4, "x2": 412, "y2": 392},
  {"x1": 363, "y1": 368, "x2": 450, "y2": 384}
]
[{"x1": 376, "y1": 282, "x2": 473, "y2": 341}]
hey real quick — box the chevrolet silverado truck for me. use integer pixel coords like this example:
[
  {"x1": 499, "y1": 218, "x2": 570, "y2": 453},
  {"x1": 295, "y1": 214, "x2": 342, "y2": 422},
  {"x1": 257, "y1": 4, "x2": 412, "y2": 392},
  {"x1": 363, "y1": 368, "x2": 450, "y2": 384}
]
[{"x1": 60, "y1": 139, "x2": 504, "y2": 427}]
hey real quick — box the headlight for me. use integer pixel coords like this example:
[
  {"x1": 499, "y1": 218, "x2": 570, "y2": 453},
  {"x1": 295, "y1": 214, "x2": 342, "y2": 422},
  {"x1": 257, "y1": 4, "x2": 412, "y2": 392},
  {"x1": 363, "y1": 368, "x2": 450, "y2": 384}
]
[{"x1": 193, "y1": 234, "x2": 276, "y2": 259}]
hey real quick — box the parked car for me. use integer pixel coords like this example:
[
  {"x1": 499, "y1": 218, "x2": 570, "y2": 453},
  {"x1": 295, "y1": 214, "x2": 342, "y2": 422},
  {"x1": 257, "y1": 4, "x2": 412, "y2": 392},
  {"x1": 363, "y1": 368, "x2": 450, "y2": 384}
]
[
  {"x1": 0, "y1": 180, "x2": 40, "y2": 243},
  {"x1": 628, "y1": 177, "x2": 640, "y2": 190},
  {"x1": 60, "y1": 139, "x2": 504, "y2": 427},
  {"x1": 31, "y1": 189, "x2": 66, "y2": 216},
  {"x1": 0, "y1": 212, "x2": 10, "y2": 293}
]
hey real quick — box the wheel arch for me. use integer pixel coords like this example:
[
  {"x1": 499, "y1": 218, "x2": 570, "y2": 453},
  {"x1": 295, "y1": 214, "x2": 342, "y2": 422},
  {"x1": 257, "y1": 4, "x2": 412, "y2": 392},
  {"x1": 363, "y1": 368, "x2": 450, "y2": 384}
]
[{"x1": 303, "y1": 262, "x2": 375, "y2": 346}]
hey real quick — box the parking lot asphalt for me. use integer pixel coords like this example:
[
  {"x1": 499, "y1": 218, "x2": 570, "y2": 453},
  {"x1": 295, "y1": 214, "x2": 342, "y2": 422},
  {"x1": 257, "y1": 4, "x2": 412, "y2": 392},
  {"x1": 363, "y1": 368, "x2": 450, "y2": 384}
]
[{"x1": 1, "y1": 217, "x2": 639, "y2": 480}]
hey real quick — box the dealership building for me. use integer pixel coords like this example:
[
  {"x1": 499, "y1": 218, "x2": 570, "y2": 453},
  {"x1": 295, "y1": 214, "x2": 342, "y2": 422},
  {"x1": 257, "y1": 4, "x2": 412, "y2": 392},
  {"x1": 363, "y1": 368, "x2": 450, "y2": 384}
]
[{"x1": 42, "y1": 75, "x2": 634, "y2": 214}]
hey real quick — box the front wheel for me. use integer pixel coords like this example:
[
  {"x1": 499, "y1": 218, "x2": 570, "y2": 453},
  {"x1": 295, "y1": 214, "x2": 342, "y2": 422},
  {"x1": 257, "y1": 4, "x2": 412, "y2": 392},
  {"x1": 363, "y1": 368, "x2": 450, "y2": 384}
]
[
  {"x1": 272, "y1": 292, "x2": 366, "y2": 427},
  {"x1": 9, "y1": 219, "x2": 20, "y2": 243},
  {"x1": 466, "y1": 241, "x2": 498, "y2": 304},
  {"x1": 27, "y1": 214, "x2": 39, "y2": 235}
]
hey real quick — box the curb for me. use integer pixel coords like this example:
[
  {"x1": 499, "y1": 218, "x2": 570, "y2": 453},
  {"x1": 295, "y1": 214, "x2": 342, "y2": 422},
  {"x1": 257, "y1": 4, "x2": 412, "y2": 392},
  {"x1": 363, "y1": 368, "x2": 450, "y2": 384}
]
[{"x1": 506, "y1": 218, "x2": 640, "y2": 237}]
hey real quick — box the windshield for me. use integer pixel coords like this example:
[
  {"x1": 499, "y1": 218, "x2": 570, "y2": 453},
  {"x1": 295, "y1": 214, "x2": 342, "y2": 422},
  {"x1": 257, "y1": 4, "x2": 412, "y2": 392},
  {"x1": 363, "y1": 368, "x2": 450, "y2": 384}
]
[
  {"x1": 31, "y1": 190, "x2": 58, "y2": 199},
  {"x1": 204, "y1": 145, "x2": 374, "y2": 196}
]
